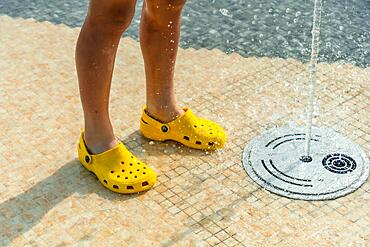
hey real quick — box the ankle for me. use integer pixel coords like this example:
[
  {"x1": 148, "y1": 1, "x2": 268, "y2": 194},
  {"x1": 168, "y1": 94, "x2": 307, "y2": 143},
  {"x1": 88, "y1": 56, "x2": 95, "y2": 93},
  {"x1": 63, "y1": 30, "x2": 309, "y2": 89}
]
[
  {"x1": 83, "y1": 131, "x2": 119, "y2": 155},
  {"x1": 84, "y1": 131, "x2": 116, "y2": 145},
  {"x1": 146, "y1": 104, "x2": 184, "y2": 123},
  {"x1": 83, "y1": 124, "x2": 118, "y2": 148}
]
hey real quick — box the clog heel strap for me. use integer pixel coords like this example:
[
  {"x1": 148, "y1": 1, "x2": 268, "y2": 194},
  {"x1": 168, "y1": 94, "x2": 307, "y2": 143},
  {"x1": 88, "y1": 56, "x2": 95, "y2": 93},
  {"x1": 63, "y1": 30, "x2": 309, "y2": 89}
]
[{"x1": 77, "y1": 129, "x2": 94, "y2": 172}]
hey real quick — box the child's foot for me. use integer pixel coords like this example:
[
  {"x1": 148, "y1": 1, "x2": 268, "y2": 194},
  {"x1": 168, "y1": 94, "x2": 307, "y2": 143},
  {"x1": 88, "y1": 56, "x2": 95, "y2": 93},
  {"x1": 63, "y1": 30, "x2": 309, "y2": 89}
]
[
  {"x1": 83, "y1": 132, "x2": 120, "y2": 155},
  {"x1": 140, "y1": 106, "x2": 227, "y2": 150},
  {"x1": 146, "y1": 105, "x2": 185, "y2": 123},
  {"x1": 77, "y1": 128, "x2": 157, "y2": 194}
]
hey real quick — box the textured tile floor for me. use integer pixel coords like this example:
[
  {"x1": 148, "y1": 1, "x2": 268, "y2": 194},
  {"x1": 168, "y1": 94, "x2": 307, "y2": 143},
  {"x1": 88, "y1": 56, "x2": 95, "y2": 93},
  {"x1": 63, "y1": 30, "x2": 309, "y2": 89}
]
[{"x1": 0, "y1": 16, "x2": 369, "y2": 246}]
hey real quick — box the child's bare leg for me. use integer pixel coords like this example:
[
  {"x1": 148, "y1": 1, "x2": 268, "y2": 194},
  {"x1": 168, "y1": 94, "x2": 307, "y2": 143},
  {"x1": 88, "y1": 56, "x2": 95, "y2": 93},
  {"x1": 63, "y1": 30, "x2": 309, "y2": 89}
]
[
  {"x1": 76, "y1": 0, "x2": 137, "y2": 154},
  {"x1": 140, "y1": 0, "x2": 186, "y2": 123}
]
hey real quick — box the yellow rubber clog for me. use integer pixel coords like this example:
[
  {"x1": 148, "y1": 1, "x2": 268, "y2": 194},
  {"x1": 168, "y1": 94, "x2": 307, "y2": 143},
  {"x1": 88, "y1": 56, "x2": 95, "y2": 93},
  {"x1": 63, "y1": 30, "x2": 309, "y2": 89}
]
[
  {"x1": 140, "y1": 106, "x2": 226, "y2": 150},
  {"x1": 77, "y1": 128, "x2": 156, "y2": 194}
]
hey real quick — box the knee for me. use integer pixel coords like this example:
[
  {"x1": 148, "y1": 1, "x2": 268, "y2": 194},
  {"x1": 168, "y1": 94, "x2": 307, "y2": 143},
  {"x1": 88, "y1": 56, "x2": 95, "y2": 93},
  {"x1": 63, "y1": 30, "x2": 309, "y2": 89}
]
[
  {"x1": 146, "y1": 0, "x2": 186, "y2": 11},
  {"x1": 143, "y1": 0, "x2": 186, "y2": 28},
  {"x1": 159, "y1": 0, "x2": 187, "y2": 10},
  {"x1": 87, "y1": 0, "x2": 137, "y2": 32}
]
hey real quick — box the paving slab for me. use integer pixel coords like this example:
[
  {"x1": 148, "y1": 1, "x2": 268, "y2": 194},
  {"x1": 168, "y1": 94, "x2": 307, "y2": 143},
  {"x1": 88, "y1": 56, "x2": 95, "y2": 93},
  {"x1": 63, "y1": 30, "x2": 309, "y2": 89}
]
[{"x1": 0, "y1": 16, "x2": 369, "y2": 246}]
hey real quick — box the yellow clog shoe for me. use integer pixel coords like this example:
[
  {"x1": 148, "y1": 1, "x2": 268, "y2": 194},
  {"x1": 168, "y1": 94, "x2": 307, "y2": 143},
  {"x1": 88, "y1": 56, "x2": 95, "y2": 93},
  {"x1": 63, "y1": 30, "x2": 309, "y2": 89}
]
[
  {"x1": 140, "y1": 106, "x2": 226, "y2": 150},
  {"x1": 77, "y1": 128, "x2": 156, "y2": 194}
]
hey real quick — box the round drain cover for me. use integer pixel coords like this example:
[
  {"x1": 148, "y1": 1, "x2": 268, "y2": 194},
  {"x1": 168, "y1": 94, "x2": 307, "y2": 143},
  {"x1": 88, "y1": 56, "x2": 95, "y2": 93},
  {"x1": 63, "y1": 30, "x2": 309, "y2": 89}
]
[{"x1": 242, "y1": 125, "x2": 369, "y2": 200}]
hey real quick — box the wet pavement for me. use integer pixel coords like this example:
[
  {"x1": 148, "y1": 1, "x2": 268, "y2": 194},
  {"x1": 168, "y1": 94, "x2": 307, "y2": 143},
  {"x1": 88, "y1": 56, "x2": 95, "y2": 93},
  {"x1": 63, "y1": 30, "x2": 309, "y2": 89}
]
[
  {"x1": 0, "y1": 0, "x2": 369, "y2": 67},
  {"x1": 0, "y1": 15, "x2": 369, "y2": 246},
  {"x1": 0, "y1": 0, "x2": 369, "y2": 246}
]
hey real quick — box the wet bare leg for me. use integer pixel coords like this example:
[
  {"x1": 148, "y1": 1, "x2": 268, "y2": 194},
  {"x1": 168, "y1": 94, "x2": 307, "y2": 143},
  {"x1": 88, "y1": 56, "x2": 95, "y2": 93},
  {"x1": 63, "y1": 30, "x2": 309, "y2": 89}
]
[
  {"x1": 76, "y1": 0, "x2": 136, "y2": 154},
  {"x1": 140, "y1": 0, "x2": 186, "y2": 123}
]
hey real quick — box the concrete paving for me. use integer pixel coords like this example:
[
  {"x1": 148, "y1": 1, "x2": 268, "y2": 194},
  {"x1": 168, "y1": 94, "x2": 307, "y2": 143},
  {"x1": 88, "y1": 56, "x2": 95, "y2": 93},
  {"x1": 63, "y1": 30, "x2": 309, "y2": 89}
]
[{"x1": 0, "y1": 16, "x2": 369, "y2": 246}]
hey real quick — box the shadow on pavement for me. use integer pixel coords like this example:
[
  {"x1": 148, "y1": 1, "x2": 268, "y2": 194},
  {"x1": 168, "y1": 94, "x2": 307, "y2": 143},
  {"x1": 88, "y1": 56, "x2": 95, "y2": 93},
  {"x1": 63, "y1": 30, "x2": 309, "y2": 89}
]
[{"x1": 0, "y1": 130, "x2": 210, "y2": 245}]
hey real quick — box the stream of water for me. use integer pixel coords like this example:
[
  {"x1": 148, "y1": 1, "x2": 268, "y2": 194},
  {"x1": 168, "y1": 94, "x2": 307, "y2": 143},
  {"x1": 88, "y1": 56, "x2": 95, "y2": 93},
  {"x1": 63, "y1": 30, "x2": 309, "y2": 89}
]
[{"x1": 303, "y1": 0, "x2": 322, "y2": 158}]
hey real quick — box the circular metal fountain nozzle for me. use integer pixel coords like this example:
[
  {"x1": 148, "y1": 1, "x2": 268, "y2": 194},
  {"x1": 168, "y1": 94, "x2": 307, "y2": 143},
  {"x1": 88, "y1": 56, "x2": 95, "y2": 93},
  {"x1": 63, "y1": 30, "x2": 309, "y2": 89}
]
[
  {"x1": 242, "y1": 125, "x2": 369, "y2": 200},
  {"x1": 300, "y1": 155, "x2": 313, "y2": 163}
]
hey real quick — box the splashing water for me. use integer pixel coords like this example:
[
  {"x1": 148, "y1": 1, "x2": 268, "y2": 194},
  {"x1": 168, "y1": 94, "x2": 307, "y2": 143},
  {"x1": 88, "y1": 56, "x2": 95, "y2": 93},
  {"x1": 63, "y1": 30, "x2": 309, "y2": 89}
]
[
  {"x1": 219, "y1": 8, "x2": 232, "y2": 18},
  {"x1": 303, "y1": 0, "x2": 322, "y2": 158}
]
